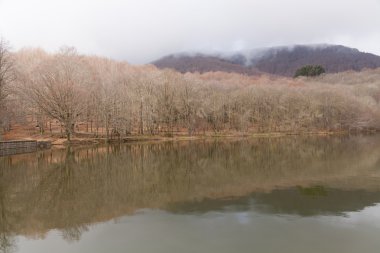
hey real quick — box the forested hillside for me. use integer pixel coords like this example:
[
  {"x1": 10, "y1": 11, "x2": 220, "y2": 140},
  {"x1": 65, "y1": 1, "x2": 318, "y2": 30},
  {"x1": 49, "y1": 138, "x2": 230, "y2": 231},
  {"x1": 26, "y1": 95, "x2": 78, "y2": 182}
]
[
  {"x1": 153, "y1": 45, "x2": 380, "y2": 77},
  {"x1": 1, "y1": 45, "x2": 380, "y2": 142},
  {"x1": 153, "y1": 54, "x2": 263, "y2": 75}
]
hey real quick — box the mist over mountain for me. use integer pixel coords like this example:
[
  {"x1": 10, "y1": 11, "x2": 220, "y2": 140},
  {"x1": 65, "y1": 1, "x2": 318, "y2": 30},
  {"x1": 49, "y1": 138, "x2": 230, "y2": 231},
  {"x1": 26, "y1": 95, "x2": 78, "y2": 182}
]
[
  {"x1": 151, "y1": 54, "x2": 264, "y2": 76},
  {"x1": 152, "y1": 44, "x2": 380, "y2": 77}
]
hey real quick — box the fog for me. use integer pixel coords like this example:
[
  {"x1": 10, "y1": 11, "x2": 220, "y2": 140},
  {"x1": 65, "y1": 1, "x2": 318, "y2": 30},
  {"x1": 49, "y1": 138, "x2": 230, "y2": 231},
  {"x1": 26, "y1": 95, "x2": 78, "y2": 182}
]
[{"x1": 0, "y1": 0, "x2": 380, "y2": 64}]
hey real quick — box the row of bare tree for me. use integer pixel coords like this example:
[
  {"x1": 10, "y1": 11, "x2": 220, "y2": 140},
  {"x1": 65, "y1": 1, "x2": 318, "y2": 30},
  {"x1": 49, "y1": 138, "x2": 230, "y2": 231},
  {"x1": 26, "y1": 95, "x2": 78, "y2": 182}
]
[
  {"x1": 0, "y1": 39, "x2": 15, "y2": 141},
  {"x1": 1, "y1": 41, "x2": 380, "y2": 141}
]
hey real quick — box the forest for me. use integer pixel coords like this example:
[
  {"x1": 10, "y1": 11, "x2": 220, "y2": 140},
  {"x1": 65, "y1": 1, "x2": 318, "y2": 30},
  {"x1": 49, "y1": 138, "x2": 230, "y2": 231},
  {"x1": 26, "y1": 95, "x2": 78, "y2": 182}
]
[{"x1": 1, "y1": 39, "x2": 380, "y2": 142}]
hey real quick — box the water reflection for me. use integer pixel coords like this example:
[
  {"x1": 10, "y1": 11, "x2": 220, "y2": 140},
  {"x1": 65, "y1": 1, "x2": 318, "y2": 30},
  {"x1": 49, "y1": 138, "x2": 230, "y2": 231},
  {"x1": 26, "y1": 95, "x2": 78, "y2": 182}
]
[
  {"x1": 169, "y1": 187, "x2": 380, "y2": 216},
  {"x1": 0, "y1": 135, "x2": 380, "y2": 251}
]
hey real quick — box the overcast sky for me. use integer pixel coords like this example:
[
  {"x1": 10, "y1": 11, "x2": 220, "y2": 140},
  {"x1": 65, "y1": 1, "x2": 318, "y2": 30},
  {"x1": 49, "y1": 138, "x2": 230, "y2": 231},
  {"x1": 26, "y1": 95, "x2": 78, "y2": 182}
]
[{"x1": 1, "y1": 0, "x2": 380, "y2": 64}]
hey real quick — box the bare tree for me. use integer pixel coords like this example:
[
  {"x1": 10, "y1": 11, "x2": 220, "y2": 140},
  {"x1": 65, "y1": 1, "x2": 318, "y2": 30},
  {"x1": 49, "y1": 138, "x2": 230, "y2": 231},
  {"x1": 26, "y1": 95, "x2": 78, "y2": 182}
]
[
  {"x1": 9, "y1": 47, "x2": 380, "y2": 140},
  {"x1": 178, "y1": 75, "x2": 201, "y2": 135},
  {"x1": 0, "y1": 39, "x2": 15, "y2": 140},
  {"x1": 25, "y1": 47, "x2": 90, "y2": 141}
]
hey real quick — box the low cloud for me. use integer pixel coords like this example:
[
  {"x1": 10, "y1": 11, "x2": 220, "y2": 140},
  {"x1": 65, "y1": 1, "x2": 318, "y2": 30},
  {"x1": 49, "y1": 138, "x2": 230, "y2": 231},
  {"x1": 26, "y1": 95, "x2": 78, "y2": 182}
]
[{"x1": 1, "y1": 0, "x2": 379, "y2": 64}]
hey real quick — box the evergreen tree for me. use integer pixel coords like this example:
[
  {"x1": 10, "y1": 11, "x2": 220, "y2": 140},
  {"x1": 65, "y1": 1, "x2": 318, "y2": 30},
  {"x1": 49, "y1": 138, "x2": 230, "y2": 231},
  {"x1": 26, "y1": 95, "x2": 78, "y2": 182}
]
[{"x1": 294, "y1": 65, "x2": 326, "y2": 78}]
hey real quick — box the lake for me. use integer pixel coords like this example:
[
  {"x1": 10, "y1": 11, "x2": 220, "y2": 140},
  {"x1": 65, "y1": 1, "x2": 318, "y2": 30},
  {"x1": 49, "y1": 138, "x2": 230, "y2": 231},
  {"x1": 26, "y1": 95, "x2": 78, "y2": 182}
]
[{"x1": 1, "y1": 135, "x2": 380, "y2": 253}]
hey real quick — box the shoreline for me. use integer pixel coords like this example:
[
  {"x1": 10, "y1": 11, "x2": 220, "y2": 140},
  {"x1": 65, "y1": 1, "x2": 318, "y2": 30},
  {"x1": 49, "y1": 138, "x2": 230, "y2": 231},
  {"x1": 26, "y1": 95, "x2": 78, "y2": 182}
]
[
  {"x1": 4, "y1": 129, "x2": 378, "y2": 148},
  {"x1": 1, "y1": 130, "x2": 378, "y2": 156}
]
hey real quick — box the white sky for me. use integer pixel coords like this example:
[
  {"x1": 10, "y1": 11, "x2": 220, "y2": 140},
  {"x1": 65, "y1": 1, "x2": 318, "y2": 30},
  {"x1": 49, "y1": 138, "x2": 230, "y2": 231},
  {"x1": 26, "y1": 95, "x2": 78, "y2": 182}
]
[{"x1": 1, "y1": 0, "x2": 380, "y2": 64}]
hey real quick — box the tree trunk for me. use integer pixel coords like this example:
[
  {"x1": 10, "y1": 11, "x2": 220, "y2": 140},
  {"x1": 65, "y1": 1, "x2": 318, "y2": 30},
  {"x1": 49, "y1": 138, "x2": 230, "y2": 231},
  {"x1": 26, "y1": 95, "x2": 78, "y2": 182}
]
[
  {"x1": 66, "y1": 129, "x2": 71, "y2": 142},
  {"x1": 139, "y1": 100, "x2": 144, "y2": 135},
  {"x1": 105, "y1": 114, "x2": 110, "y2": 143}
]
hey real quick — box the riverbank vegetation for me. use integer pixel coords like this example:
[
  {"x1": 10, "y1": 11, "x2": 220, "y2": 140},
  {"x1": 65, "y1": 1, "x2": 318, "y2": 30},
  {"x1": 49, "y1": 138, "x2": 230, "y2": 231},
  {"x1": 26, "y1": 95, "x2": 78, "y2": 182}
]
[{"x1": 1, "y1": 43, "x2": 380, "y2": 142}]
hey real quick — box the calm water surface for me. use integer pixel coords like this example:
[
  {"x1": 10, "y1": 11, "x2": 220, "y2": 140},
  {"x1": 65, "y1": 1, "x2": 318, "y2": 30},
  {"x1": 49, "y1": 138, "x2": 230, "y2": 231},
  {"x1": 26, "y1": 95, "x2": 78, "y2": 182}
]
[{"x1": 1, "y1": 135, "x2": 380, "y2": 253}]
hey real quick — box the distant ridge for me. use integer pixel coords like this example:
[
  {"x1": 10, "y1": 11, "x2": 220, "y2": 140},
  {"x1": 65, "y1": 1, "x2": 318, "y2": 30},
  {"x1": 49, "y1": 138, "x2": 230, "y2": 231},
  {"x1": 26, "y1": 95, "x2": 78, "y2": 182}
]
[
  {"x1": 152, "y1": 54, "x2": 263, "y2": 76},
  {"x1": 152, "y1": 45, "x2": 380, "y2": 77}
]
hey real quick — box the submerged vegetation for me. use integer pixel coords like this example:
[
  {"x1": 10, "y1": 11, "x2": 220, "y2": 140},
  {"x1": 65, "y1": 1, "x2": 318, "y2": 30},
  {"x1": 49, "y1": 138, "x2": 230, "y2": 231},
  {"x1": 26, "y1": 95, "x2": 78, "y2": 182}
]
[{"x1": 1, "y1": 42, "x2": 380, "y2": 141}]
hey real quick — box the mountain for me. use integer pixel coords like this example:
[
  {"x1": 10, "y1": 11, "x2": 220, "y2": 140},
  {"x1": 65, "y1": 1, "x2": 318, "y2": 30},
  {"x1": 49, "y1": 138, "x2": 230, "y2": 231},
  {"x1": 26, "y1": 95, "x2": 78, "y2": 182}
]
[
  {"x1": 152, "y1": 45, "x2": 380, "y2": 77},
  {"x1": 251, "y1": 45, "x2": 380, "y2": 76},
  {"x1": 152, "y1": 54, "x2": 263, "y2": 76}
]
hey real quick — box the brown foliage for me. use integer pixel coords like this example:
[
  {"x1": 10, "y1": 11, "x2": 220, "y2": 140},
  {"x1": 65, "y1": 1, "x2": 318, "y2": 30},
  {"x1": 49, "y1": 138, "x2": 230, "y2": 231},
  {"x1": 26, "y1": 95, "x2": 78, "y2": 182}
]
[{"x1": 3, "y1": 47, "x2": 380, "y2": 140}]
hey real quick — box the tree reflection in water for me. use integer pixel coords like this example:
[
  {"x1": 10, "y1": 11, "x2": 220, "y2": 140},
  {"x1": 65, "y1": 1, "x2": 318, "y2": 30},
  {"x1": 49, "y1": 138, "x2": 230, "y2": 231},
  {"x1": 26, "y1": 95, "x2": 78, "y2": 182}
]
[{"x1": 0, "y1": 135, "x2": 380, "y2": 246}]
